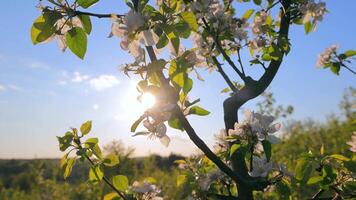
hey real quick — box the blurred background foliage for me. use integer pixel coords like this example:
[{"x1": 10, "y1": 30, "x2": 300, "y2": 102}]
[{"x1": 0, "y1": 87, "x2": 354, "y2": 200}]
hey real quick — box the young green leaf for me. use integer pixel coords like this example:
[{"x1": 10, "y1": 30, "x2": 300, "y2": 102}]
[
  {"x1": 188, "y1": 106, "x2": 210, "y2": 116},
  {"x1": 89, "y1": 165, "x2": 104, "y2": 183},
  {"x1": 242, "y1": 9, "x2": 255, "y2": 21},
  {"x1": 103, "y1": 153, "x2": 120, "y2": 167},
  {"x1": 112, "y1": 175, "x2": 129, "y2": 191},
  {"x1": 103, "y1": 192, "x2": 119, "y2": 200},
  {"x1": 180, "y1": 11, "x2": 198, "y2": 32},
  {"x1": 65, "y1": 27, "x2": 87, "y2": 59},
  {"x1": 230, "y1": 144, "x2": 241, "y2": 156},
  {"x1": 262, "y1": 140, "x2": 272, "y2": 162},
  {"x1": 77, "y1": 0, "x2": 99, "y2": 8},
  {"x1": 64, "y1": 157, "x2": 76, "y2": 179},
  {"x1": 80, "y1": 120, "x2": 92, "y2": 136},
  {"x1": 78, "y1": 15, "x2": 92, "y2": 34},
  {"x1": 131, "y1": 115, "x2": 145, "y2": 132},
  {"x1": 177, "y1": 174, "x2": 187, "y2": 187},
  {"x1": 304, "y1": 21, "x2": 313, "y2": 34}
]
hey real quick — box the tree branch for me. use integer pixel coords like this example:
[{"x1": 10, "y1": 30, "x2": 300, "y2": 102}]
[
  {"x1": 201, "y1": 18, "x2": 247, "y2": 82},
  {"x1": 73, "y1": 10, "x2": 124, "y2": 18},
  {"x1": 223, "y1": 1, "x2": 292, "y2": 199},
  {"x1": 341, "y1": 63, "x2": 356, "y2": 75},
  {"x1": 212, "y1": 56, "x2": 238, "y2": 92}
]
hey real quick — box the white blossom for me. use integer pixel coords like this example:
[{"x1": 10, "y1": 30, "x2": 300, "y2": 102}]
[
  {"x1": 249, "y1": 155, "x2": 272, "y2": 177},
  {"x1": 300, "y1": 0, "x2": 327, "y2": 28},
  {"x1": 198, "y1": 169, "x2": 223, "y2": 191},
  {"x1": 347, "y1": 131, "x2": 356, "y2": 152},
  {"x1": 316, "y1": 44, "x2": 338, "y2": 67},
  {"x1": 132, "y1": 181, "x2": 163, "y2": 200}
]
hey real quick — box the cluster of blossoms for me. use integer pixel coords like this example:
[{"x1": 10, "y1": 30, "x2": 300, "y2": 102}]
[
  {"x1": 299, "y1": 0, "x2": 327, "y2": 28},
  {"x1": 190, "y1": 0, "x2": 248, "y2": 50},
  {"x1": 42, "y1": 16, "x2": 83, "y2": 52},
  {"x1": 229, "y1": 110, "x2": 281, "y2": 143},
  {"x1": 214, "y1": 110, "x2": 282, "y2": 177},
  {"x1": 316, "y1": 44, "x2": 338, "y2": 67},
  {"x1": 347, "y1": 131, "x2": 356, "y2": 152},
  {"x1": 250, "y1": 11, "x2": 269, "y2": 50},
  {"x1": 134, "y1": 102, "x2": 175, "y2": 147},
  {"x1": 198, "y1": 169, "x2": 224, "y2": 191},
  {"x1": 132, "y1": 181, "x2": 163, "y2": 200},
  {"x1": 110, "y1": 10, "x2": 159, "y2": 63}
]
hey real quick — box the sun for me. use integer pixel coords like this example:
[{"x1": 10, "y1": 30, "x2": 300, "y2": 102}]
[
  {"x1": 115, "y1": 81, "x2": 157, "y2": 121},
  {"x1": 140, "y1": 93, "x2": 156, "y2": 109}
]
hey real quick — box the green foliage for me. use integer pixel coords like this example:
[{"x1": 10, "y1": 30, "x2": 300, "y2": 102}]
[
  {"x1": 65, "y1": 27, "x2": 87, "y2": 59},
  {"x1": 112, "y1": 175, "x2": 128, "y2": 191}
]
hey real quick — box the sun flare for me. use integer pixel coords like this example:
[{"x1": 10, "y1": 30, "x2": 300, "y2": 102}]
[{"x1": 140, "y1": 93, "x2": 156, "y2": 110}]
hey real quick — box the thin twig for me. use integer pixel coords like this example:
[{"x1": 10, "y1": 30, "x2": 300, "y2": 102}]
[
  {"x1": 85, "y1": 156, "x2": 128, "y2": 200},
  {"x1": 201, "y1": 17, "x2": 247, "y2": 82},
  {"x1": 341, "y1": 63, "x2": 356, "y2": 75},
  {"x1": 74, "y1": 10, "x2": 124, "y2": 18},
  {"x1": 212, "y1": 56, "x2": 238, "y2": 92}
]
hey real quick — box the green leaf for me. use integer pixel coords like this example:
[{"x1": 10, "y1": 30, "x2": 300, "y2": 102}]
[
  {"x1": 103, "y1": 193, "x2": 120, "y2": 200},
  {"x1": 57, "y1": 133, "x2": 73, "y2": 152},
  {"x1": 262, "y1": 140, "x2": 272, "y2": 162},
  {"x1": 180, "y1": 11, "x2": 198, "y2": 32},
  {"x1": 78, "y1": 15, "x2": 92, "y2": 34},
  {"x1": 253, "y1": 0, "x2": 262, "y2": 5},
  {"x1": 131, "y1": 115, "x2": 145, "y2": 132},
  {"x1": 177, "y1": 174, "x2": 187, "y2": 187},
  {"x1": 175, "y1": 22, "x2": 191, "y2": 39},
  {"x1": 103, "y1": 154, "x2": 120, "y2": 167},
  {"x1": 31, "y1": 11, "x2": 62, "y2": 45},
  {"x1": 188, "y1": 106, "x2": 210, "y2": 116},
  {"x1": 112, "y1": 175, "x2": 128, "y2": 191},
  {"x1": 242, "y1": 9, "x2": 254, "y2": 21},
  {"x1": 167, "y1": 32, "x2": 180, "y2": 55},
  {"x1": 230, "y1": 144, "x2": 240, "y2": 156},
  {"x1": 344, "y1": 50, "x2": 356, "y2": 58},
  {"x1": 92, "y1": 144, "x2": 103, "y2": 160},
  {"x1": 156, "y1": 34, "x2": 169, "y2": 49},
  {"x1": 295, "y1": 157, "x2": 313, "y2": 184},
  {"x1": 64, "y1": 157, "x2": 76, "y2": 179},
  {"x1": 168, "y1": 116, "x2": 184, "y2": 131},
  {"x1": 330, "y1": 62, "x2": 340, "y2": 75},
  {"x1": 65, "y1": 27, "x2": 87, "y2": 59},
  {"x1": 307, "y1": 176, "x2": 323, "y2": 185},
  {"x1": 89, "y1": 165, "x2": 104, "y2": 183},
  {"x1": 80, "y1": 120, "x2": 92, "y2": 136},
  {"x1": 304, "y1": 21, "x2": 313, "y2": 34},
  {"x1": 60, "y1": 153, "x2": 69, "y2": 168},
  {"x1": 329, "y1": 154, "x2": 350, "y2": 161},
  {"x1": 77, "y1": 0, "x2": 99, "y2": 8}
]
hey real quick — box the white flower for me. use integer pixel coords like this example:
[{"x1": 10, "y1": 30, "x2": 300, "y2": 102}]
[
  {"x1": 111, "y1": 10, "x2": 144, "y2": 37},
  {"x1": 138, "y1": 30, "x2": 159, "y2": 46},
  {"x1": 300, "y1": 0, "x2": 327, "y2": 28},
  {"x1": 213, "y1": 129, "x2": 229, "y2": 152},
  {"x1": 316, "y1": 44, "x2": 338, "y2": 67},
  {"x1": 43, "y1": 17, "x2": 84, "y2": 52},
  {"x1": 198, "y1": 169, "x2": 223, "y2": 191},
  {"x1": 249, "y1": 155, "x2": 272, "y2": 177},
  {"x1": 141, "y1": 120, "x2": 171, "y2": 147},
  {"x1": 251, "y1": 11, "x2": 268, "y2": 36},
  {"x1": 246, "y1": 110, "x2": 281, "y2": 142},
  {"x1": 132, "y1": 181, "x2": 163, "y2": 200},
  {"x1": 347, "y1": 131, "x2": 356, "y2": 152}
]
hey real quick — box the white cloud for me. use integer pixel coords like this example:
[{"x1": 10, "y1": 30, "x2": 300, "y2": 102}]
[
  {"x1": 0, "y1": 84, "x2": 21, "y2": 92},
  {"x1": 28, "y1": 61, "x2": 50, "y2": 70},
  {"x1": 93, "y1": 104, "x2": 99, "y2": 110},
  {"x1": 89, "y1": 75, "x2": 120, "y2": 91},
  {"x1": 57, "y1": 80, "x2": 68, "y2": 85},
  {"x1": 72, "y1": 71, "x2": 90, "y2": 82},
  {"x1": 0, "y1": 84, "x2": 5, "y2": 92},
  {"x1": 8, "y1": 85, "x2": 21, "y2": 91}
]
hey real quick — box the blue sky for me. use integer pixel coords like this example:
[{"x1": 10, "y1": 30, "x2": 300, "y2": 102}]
[{"x1": 0, "y1": 1, "x2": 355, "y2": 158}]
